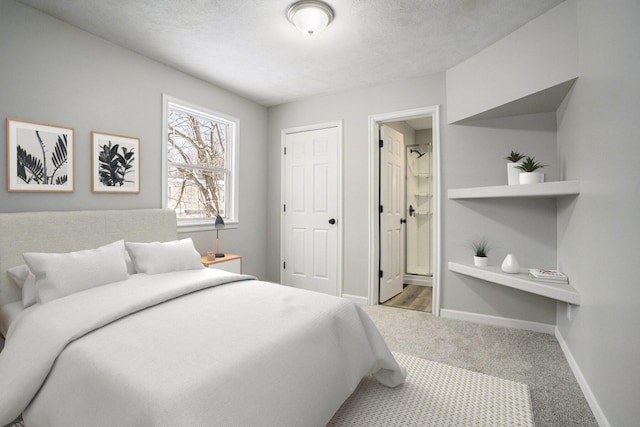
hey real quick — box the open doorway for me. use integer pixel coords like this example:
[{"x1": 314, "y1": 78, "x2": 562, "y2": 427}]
[
  {"x1": 383, "y1": 118, "x2": 434, "y2": 312},
  {"x1": 367, "y1": 106, "x2": 441, "y2": 315}
]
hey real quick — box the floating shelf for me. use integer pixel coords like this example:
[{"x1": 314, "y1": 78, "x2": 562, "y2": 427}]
[
  {"x1": 448, "y1": 181, "x2": 580, "y2": 199},
  {"x1": 448, "y1": 262, "x2": 581, "y2": 305}
]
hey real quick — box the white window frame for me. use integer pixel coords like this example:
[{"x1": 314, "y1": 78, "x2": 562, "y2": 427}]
[{"x1": 162, "y1": 94, "x2": 239, "y2": 232}]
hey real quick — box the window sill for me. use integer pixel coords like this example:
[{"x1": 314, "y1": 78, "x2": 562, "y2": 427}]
[{"x1": 177, "y1": 220, "x2": 238, "y2": 233}]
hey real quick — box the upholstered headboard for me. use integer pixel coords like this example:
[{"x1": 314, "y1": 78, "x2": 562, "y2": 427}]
[{"x1": 0, "y1": 209, "x2": 177, "y2": 306}]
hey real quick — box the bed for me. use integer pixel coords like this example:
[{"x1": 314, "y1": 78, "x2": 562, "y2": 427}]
[{"x1": 0, "y1": 209, "x2": 405, "y2": 426}]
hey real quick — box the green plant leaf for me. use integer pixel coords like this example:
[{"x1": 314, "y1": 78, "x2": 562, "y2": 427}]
[
  {"x1": 516, "y1": 156, "x2": 546, "y2": 172},
  {"x1": 470, "y1": 237, "x2": 490, "y2": 257},
  {"x1": 505, "y1": 150, "x2": 526, "y2": 162}
]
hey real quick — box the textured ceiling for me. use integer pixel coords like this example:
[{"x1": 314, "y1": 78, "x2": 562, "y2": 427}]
[{"x1": 17, "y1": 0, "x2": 564, "y2": 107}]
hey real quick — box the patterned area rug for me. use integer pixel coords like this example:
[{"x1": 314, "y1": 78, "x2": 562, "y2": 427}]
[
  {"x1": 8, "y1": 352, "x2": 533, "y2": 427},
  {"x1": 329, "y1": 352, "x2": 534, "y2": 426}
]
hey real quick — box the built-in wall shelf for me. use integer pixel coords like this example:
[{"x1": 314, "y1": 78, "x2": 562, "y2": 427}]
[
  {"x1": 448, "y1": 262, "x2": 581, "y2": 305},
  {"x1": 448, "y1": 181, "x2": 580, "y2": 200}
]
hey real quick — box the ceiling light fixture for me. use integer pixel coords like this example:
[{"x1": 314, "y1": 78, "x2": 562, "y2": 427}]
[{"x1": 287, "y1": 0, "x2": 334, "y2": 36}]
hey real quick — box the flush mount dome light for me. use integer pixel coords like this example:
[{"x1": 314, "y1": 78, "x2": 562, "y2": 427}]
[{"x1": 287, "y1": 0, "x2": 334, "y2": 36}]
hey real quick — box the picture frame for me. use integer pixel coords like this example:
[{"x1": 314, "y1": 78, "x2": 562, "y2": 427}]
[
  {"x1": 6, "y1": 118, "x2": 75, "y2": 192},
  {"x1": 91, "y1": 131, "x2": 140, "y2": 193}
]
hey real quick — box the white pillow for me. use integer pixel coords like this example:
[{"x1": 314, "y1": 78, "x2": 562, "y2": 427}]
[
  {"x1": 124, "y1": 251, "x2": 137, "y2": 275},
  {"x1": 7, "y1": 264, "x2": 37, "y2": 307},
  {"x1": 7, "y1": 264, "x2": 30, "y2": 287},
  {"x1": 125, "y1": 238, "x2": 204, "y2": 275},
  {"x1": 23, "y1": 240, "x2": 130, "y2": 304},
  {"x1": 22, "y1": 272, "x2": 37, "y2": 308}
]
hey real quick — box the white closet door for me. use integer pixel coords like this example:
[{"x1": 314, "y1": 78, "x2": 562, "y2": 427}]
[{"x1": 283, "y1": 126, "x2": 339, "y2": 295}]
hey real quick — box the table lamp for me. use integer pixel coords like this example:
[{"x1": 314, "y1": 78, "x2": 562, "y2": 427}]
[{"x1": 214, "y1": 214, "x2": 225, "y2": 258}]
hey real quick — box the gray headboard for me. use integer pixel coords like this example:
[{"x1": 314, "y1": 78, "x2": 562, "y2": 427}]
[{"x1": 0, "y1": 209, "x2": 178, "y2": 306}]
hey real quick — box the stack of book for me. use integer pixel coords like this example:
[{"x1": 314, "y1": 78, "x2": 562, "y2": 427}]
[{"x1": 528, "y1": 268, "x2": 569, "y2": 284}]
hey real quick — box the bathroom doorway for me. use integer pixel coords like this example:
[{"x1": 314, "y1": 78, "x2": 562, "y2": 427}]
[
  {"x1": 368, "y1": 106, "x2": 441, "y2": 315},
  {"x1": 382, "y1": 118, "x2": 433, "y2": 312}
]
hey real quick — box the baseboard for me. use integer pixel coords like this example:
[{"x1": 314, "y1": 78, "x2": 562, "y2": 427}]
[
  {"x1": 341, "y1": 294, "x2": 368, "y2": 305},
  {"x1": 555, "y1": 327, "x2": 610, "y2": 427},
  {"x1": 403, "y1": 275, "x2": 432, "y2": 287},
  {"x1": 440, "y1": 309, "x2": 556, "y2": 334}
]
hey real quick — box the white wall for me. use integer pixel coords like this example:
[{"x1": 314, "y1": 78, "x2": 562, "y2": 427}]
[
  {"x1": 0, "y1": 0, "x2": 269, "y2": 278},
  {"x1": 555, "y1": 0, "x2": 640, "y2": 425}
]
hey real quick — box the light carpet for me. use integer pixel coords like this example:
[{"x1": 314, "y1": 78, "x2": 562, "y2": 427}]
[
  {"x1": 329, "y1": 352, "x2": 533, "y2": 426},
  {"x1": 7, "y1": 352, "x2": 533, "y2": 427}
]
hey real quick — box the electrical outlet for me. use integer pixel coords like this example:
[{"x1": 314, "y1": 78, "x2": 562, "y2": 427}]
[{"x1": 566, "y1": 304, "x2": 573, "y2": 320}]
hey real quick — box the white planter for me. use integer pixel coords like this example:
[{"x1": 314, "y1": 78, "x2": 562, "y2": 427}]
[
  {"x1": 519, "y1": 172, "x2": 541, "y2": 185},
  {"x1": 474, "y1": 256, "x2": 488, "y2": 267},
  {"x1": 507, "y1": 162, "x2": 522, "y2": 185},
  {"x1": 501, "y1": 253, "x2": 520, "y2": 274}
]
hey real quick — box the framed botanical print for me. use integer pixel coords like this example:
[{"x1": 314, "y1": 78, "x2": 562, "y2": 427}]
[
  {"x1": 6, "y1": 118, "x2": 74, "y2": 192},
  {"x1": 91, "y1": 131, "x2": 140, "y2": 193}
]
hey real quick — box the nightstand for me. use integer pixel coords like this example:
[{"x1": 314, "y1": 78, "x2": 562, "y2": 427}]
[{"x1": 201, "y1": 254, "x2": 242, "y2": 274}]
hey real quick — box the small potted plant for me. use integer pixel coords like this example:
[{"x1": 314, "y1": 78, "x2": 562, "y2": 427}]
[
  {"x1": 517, "y1": 156, "x2": 546, "y2": 184},
  {"x1": 471, "y1": 237, "x2": 490, "y2": 267},
  {"x1": 505, "y1": 150, "x2": 526, "y2": 185}
]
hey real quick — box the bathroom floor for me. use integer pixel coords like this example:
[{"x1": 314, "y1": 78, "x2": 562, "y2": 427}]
[{"x1": 382, "y1": 284, "x2": 432, "y2": 313}]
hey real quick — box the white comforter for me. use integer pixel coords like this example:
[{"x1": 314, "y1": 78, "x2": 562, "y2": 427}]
[{"x1": 0, "y1": 269, "x2": 405, "y2": 426}]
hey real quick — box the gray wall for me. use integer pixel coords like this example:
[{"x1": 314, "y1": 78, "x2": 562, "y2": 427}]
[
  {"x1": 3, "y1": 0, "x2": 639, "y2": 423},
  {"x1": 446, "y1": 0, "x2": 578, "y2": 123},
  {"x1": 0, "y1": 0, "x2": 269, "y2": 278},
  {"x1": 267, "y1": 74, "x2": 559, "y2": 325},
  {"x1": 555, "y1": 0, "x2": 640, "y2": 425},
  {"x1": 444, "y1": 113, "x2": 559, "y2": 325},
  {"x1": 266, "y1": 74, "x2": 446, "y2": 296}
]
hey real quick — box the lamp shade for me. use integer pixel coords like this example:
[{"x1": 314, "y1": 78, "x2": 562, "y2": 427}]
[
  {"x1": 287, "y1": 1, "x2": 334, "y2": 36},
  {"x1": 215, "y1": 215, "x2": 225, "y2": 228}
]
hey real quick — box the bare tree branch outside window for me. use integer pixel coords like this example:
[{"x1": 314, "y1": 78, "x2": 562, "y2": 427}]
[{"x1": 167, "y1": 104, "x2": 232, "y2": 219}]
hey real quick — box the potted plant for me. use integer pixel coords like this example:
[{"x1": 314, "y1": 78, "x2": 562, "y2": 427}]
[
  {"x1": 471, "y1": 237, "x2": 490, "y2": 267},
  {"x1": 505, "y1": 150, "x2": 526, "y2": 185},
  {"x1": 517, "y1": 156, "x2": 546, "y2": 184}
]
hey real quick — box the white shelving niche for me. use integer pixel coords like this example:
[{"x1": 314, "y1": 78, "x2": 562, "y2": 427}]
[
  {"x1": 448, "y1": 181, "x2": 581, "y2": 305},
  {"x1": 448, "y1": 262, "x2": 581, "y2": 305}
]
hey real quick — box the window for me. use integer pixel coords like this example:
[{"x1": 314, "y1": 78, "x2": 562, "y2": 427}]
[{"x1": 162, "y1": 95, "x2": 238, "y2": 229}]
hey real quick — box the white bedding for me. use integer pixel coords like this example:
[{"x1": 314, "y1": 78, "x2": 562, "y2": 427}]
[
  {"x1": 0, "y1": 301, "x2": 25, "y2": 337},
  {"x1": 0, "y1": 269, "x2": 405, "y2": 426}
]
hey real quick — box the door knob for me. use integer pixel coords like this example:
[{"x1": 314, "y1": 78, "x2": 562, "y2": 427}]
[
  {"x1": 400, "y1": 218, "x2": 407, "y2": 224},
  {"x1": 329, "y1": 218, "x2": 336, "y2": 225}
]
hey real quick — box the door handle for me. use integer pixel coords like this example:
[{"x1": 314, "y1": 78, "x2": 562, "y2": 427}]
[
  {"x1": 329, "y1": 218, "x2": 336, "y2": 225},
  {"x1": 400, "y1": 218, "x2": 407, "y2": 224},
  {"x1": 409, "y1": 205, "x2": 415, "y2": 217}
]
